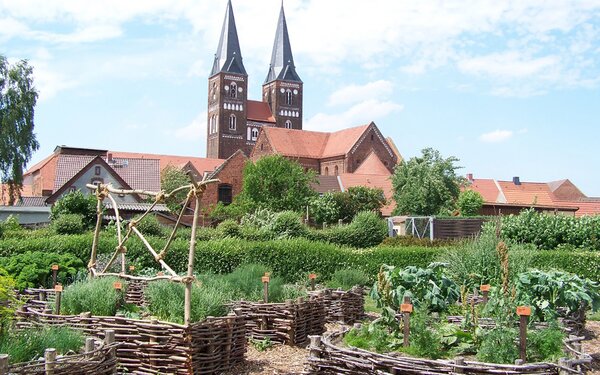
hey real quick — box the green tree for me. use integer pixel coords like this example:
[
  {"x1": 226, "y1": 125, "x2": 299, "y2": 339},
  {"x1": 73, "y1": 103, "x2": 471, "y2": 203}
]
[
  {"x1": 50, "y1": 190, "x2": 97, "y2": 228},
  {"x1": 160, "y1": 165, "x2": 190, "y2": 212},
  {"x1": 347, "y1": 186, "x2": 386, "y2": 214},
  {"x1": 241, "y1": 155, "x2": 317, "y2": 212},
  {"x1": 391, "y1": 148, "x2": 463, "y2": 216},
  {"x1": 457, "y1": 190, "x2": 484, "y2": 216},
  {"x1": 0, "y1": 56, "x2": 39, "y2": 205}
]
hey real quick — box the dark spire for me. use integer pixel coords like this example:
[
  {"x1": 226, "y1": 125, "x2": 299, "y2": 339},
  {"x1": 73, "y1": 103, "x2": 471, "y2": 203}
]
[
  {"x1": 264, "y1": 3, "x2": 302, "y2": 83},
  {"x1": 211, "y1": 0, "x2": 246, "y2": 76}
]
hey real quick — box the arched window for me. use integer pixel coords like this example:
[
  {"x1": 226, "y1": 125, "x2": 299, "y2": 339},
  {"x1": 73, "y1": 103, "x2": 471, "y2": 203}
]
[
  {"x1": 285, "y1": 120, "x2": 292, "y2": 129},
  {"x1": 251, "y1": 128, "x2": 259, "y2": 140},
  {"x1": 324, "y1": 167, "x2": 329, "y2": 176},
  {"x1": 217, "y1": 184, "x2": 233, "y2": 205},
  {"x1": 229, "y1": 114, "x2": 236, "y2": 130},
  {"x1": 285, "y1": 89, "x2": 292, "y2": 105},
  {"x1": 334, "y1": 165, "x2": 339, "y2": 175},
  {"x1": 230, "y1": 82, "x2": 237, "y2": 98}
]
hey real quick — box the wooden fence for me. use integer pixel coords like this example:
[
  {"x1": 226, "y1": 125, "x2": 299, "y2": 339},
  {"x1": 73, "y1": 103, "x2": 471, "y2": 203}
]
[
  {"x1": 232, "y1": 296, "x2": 325, "y2": 346},
  {"x1": 1, "y1": 331, "x2": 118, "y2": 375},
  {"x1": 309, "y1": 288, "x2": 365, "y2": 324},
  {"x1": 15, "y1": 307, "x2": 246, "y2": 374},
  {"x1": 432, "y1": 218, "x2": 487, "y2": 240},
  {"x1": 305, "y1": 329, "x2": 591, "y2": 375}
]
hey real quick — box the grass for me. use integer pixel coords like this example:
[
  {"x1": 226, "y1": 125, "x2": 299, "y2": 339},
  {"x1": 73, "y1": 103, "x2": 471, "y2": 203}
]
[
  {"x1": 325, "y1": 269, "x2": 370, "y2": 290},
  {"x1": 364, "y1": 296, "x2": 381, "y2": 314},
  {"x1": 588, "y1": 311, "x2": 600, "y2": 321},
  {"x1": 0, "y1": 326, "x2": 84, "y2": 364}
]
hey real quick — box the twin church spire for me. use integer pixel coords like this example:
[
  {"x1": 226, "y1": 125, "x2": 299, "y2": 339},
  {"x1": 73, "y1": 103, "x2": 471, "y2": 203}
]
[
  {"x1": 210, "y1": 0, "x2": 301, "y2": 83},
  {"x1": 207, "y1": 0, "x2": 303, "y2": 160}
]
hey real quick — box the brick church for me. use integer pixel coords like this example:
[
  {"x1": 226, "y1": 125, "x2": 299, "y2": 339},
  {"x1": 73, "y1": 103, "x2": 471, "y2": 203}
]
[{"x1": 205, "y1": 0, "x2": 401, "y2": 177}]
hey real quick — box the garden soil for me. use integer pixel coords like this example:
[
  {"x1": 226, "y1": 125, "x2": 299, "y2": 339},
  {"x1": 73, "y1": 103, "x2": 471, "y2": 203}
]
[{"x1": 584, "y1": 320, "x2": 600, "y2": 374}]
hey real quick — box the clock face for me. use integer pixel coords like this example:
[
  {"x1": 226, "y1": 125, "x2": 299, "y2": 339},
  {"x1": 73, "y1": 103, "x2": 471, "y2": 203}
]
[
  {"x1": 238, "y1": 87, "x2": 243, "y2": 93},
  {"x1": 224, "y1": 85, "x2": 229, "y2": 91},
  {"x1": 293, "y1": 89, "x2": 298, "y2": 95},
  {"x1": 280, "y1": 88, "x2": 285, "y2": 93}
]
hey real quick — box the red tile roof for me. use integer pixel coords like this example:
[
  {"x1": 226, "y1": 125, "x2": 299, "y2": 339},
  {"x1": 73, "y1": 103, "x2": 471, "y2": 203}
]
[
  {"x1": 467, "y1": 178, "x2": 502, "y2": 203},
  {"x1": 338, "y1": 173, "x2": 395, "y2": 216},
  {"x1": 262, "y1": 124, "x2": 371, "y2": 159},
  {"x1": 247, "y1": 100, "x2": 276, "y2": 123},
  {"x1": 497, "y1": 181, "x2": 556, "y2": 206},
  {"x1": 354, "y1": 151, "x2": 391, "y2": 175}
]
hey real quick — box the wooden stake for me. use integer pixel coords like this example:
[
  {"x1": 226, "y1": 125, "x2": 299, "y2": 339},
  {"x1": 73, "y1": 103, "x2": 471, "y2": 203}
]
[
  {"x1": 45, "y1": 348, "x2": 57, "y2": 375},
  {"x1": 54, "y1": 285, "x2": 63, "y2": 315},
  {"x1": 185, "y1": 173, "x2": 203, "y2": 326},
  {"x1": 89, "y1": 193, "x2": 103, "y2": 272},
  {"x1": 262, "y1": 275, "x2": 270, "y2": 303},
  {"x1": 400, "y1": 296, "x2": 413, "y2": 347},
  {"x1": 517, "y1": 306, "x2": 531, "y2": 362},
  {"x1": 0, "y1": 354, "x2": 8, "y2": 375},
  {"x1": 309, "y1": 273, "x2": 317, "y2": 291},
  {"x1": 85, "y1": 337, "x2": 95, "y2": 359},
  {"x1": 51, "y1": 264, "x2": 59, "y2": 288},
  {"x1": 480, "y1": 284, "x2": 490, "y2": 305}
]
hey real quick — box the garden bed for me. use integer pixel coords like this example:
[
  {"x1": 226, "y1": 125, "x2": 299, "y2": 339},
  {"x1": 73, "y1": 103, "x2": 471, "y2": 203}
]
[
  {"x1": 15, "y1": 307, "x2": 246, "y2": 374},
  {"x1": 305, "y1": 329, "x2": 591, "y2": 375},
  {"x1": 3, "y1": 332, "x2": 118, "y2": 375},
  {"x1": 232, "y1": 296, "x2": 325, "y2": 346}
]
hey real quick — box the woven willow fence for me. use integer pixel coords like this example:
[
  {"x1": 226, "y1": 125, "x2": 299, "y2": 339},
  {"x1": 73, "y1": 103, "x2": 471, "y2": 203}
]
[
  {"x1": 305, "y1": 329, "x2": 591, "y2": 375},
  {"x1": 1, "y1": 331, "x2": 118, "y2": 375},
  {"x1": 15, "y1": 307, "x2": 246, "y2": 374},
  {"x1": 309, "y1": 287, "x2": 365, "y2": 324},
  {"x1": 232, "y1": 296, "x2": 326, "y2": 346}
]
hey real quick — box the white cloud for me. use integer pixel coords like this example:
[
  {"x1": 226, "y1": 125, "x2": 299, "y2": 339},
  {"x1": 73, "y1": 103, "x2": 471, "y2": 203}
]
[
  {"x1": 172, "y1": 112, "x2": 206, "y2": 142},
  {"x1": 34, "y1": 25, "x2": 122, "y2": 44},
  {"x1": 458, "y1": 51, "x2": 560, "y2": 79},
  {"x1": 479, "y1": 130, "x2": 514, "y2": 143},
  {"x1": 306, "y1": 99, "x2": 403, "y2": 132},
  {"x1": 327, "y1": 80, "x2": 394, "y2": 107}
]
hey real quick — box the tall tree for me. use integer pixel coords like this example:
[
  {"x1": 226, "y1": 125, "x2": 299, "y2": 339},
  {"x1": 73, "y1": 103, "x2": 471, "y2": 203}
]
[
  {"x1": 391, "y1": 148, "x2": 464, "y2": 216},
  {"x1": 0, "y1": 56, "x2": 39, "y2": 205},
  {"x1": 241, "y1": 155, "x2": 317, "y2": 212}
]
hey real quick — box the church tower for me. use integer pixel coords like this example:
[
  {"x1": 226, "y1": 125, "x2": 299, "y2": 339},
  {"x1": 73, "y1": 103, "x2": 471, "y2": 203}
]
[
  {"x1": 206, "y1": 0, "x2": 249, "y2": 159},
  {"x1": 262, "y1": 4, "x2": 303, "y2": 130}
]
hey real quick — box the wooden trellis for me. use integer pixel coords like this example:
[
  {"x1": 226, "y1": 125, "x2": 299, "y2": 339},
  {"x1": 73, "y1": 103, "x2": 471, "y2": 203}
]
[{"x1": 85, "y1": 173, "x2": 219, "y2": 325}]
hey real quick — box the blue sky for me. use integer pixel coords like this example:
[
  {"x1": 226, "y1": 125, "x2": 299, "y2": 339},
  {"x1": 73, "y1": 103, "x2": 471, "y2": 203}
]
[{"x1": 1, "y1": 0, "x2": 600, "y2": 195}]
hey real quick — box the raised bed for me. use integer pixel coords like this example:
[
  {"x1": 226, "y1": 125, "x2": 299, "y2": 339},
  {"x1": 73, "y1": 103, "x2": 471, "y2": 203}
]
[
  {"x1": 15, "y1": 307, "x2": 246, "y2": 374},
  {"x1": 232, "y1": 295, "x2": 325, "y2": 346},
  {"x1": 1, "y1": 331, "x2": 118, "y2": 375},
  {"x1": 305, "y1": 329, "x2": 591, "y2": 375},
  {"x1": 309, "y1": 287, "x2": 365, "y2": 324}
]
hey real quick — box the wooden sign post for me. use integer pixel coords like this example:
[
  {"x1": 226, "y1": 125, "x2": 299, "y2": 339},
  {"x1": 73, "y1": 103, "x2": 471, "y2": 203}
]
[
  {"x1": 262, "y1": 274, "x2": 270, "y2": 303},
  {"x1": 51, "y1": 264, "x2": 59, "y2": 288},
  {"x1": 517, "y1": 306, "x2": 531, "y2": 362},
  {"x1": 309, "y1": 273, "x2": 317, "y2": 291},
  {"x1": 480, "y1": 284, "x2": 490, "y2": 305},
  {"x1": 54, "y1": 284, "x2": 63, "y2": 315},
  {"x1": 114, "y1": 281, "x2": 123, "y2": 311},
  {"x1": 400, "y1": 296, "x2": 413, "y2": 348}
]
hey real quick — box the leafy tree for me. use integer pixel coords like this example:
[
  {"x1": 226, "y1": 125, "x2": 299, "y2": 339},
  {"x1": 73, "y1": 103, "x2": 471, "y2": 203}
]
[
  {"x1": 50, "y1": 190, "x2": 97, "y2": 228},
  {"x1": 241, "y1": 155, "x2": 317, "y2": 212},
  {"x1": 309, "y1": 193, "x2": 341, "y2": 225},
  {"x1": 457, "y1": 190, "x2": 484, "y2": 216},
  {"x1": 310, "y1": 187, "x2": 386, "y2": 224},
  {"x1": 391, "y1": 148, "x2": 463, "y2": 216},
  {"x1": 160, "y1": 165, "x2": 189, "y2": 212},
  {"x1": 0, "y1": 56, "x2": 39, "y2": 205},
  {"x1": 347, "y1": 186, "x2": 386, "y2": 214}
]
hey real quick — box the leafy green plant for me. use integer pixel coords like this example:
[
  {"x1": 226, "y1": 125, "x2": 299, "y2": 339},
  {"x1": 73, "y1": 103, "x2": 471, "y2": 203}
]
[
  {"x1": 371, "y1": 262, "x2": 459, "y2": 315},
  {"x1": 60, "y1": 276, "x2": 126, "y2": 316},
  {"x1": 132, "y1": 214, "x2": 164, "y2": 237},
  {"x1": 51, "y1": 213, "x2": 85, "y2": 235},
  {"x1": 0, "y1": 251, "x2": 84, "y2": 289},
  {"x1": 0, "y1": 268, "x2": 19, "y2": 335},
  {"x1": 527, "y1": 324, "x2": 565, "y2": 362},
  {"x1": 404, "y1": 308, "x2": 444, "y2": 359},
  {"x1": 344, "y1": 323, "x2": 401, "y2": 353},
  {"x1": 160, "y1": 165, "x2": 190, "y2": 213},
  {"x1": 217, "y1": 219, "x2": 240, "y2": 238},
  {"x1": 250, "y1": 337, "x2": 273, "y2": 352},
  {"x1": 0, "y1": 326, "x2": 84, "y2": 364},
  {"x1": 457, "y1": 190, "x2": 484, "y2": 216},
  {"x1": 516, "y1": 269, "x2": 600, "y2": 321},
  {"x1": 269, "y1": 211, "x2": 306, "y2": 239},
  {"x1": 221, "y1": 264, "x2": 305, "y2": 303},
  {"x1": 476, "y1": 326, "x2": 519, "y2": 364},
  {"x1": 326, "y1": 269, "x2": 370, "y2": 290}
]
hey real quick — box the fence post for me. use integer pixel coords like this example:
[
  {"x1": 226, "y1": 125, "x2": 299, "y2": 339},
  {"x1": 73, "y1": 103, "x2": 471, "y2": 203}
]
[
  {"x1": 429, "y1": 217, "x2": 434, "y2": 241},
  {"x1": 54, "y1": 284, "x2": 63, "y2": 315},
  {"x1": 400, "y1": 296, "x2": 412, "y2": 347},
  {"x1": 85, "y1": 337, "x2": 95, "y2": 359},
  {"x1": 104, "y1": 329, "x2": 116, "y2": 363},
  {"x1": 51, "y1": 265, "x2": 59, "y2": 288},
  {"x1": 262, "y1": 274, "x2": 270, "y2": 303},
  {"x1": 516, "y1": 306, "x2": 531, "y2": 362},
  {"x1": 45, "y1": 348, "x2": 57, "y2": 375},
  {"x1": 454, "y1": 357, "x2": 464, "y2": 374},
  {"x1": 0, "y1": 354, "x2": 8, "y2": 375}
]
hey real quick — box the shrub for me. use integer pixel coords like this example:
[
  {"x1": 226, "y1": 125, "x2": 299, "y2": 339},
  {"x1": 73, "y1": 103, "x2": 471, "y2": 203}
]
[
  {"x1": 476, "y1": 327, "x2": 519, "y2": 364},
  {"x1": 527, "y1": 325, "x2": 565, "y2": 362},
  {"x1": 50, "y1": 190, "x2": 97, "y2": 228},
  {"x1": 382, "y1": 235, "x2": 458, "y2": 248},
  {"x1": 0, "y1": 251, "x2": 84, "y2": 289},
  {"x1": 457, "y1": 190, "x2": 484, "y2": 216},
  {"x1": 132, "y1": 214, "x2": 164, "y2": 237},
  {"x1": 61, "y1": 276, "x2": 126, "y2": 316},
  {"x1": 326, "y1": 269, "x2": 370, "y2": 290},
  {"x1": 217, "y1": 219, "x2": 240, "y2": 238},
  {"x1": 51, "y1": 213, "x2": 85, "y2": 235},
  {"x1": 0, "y1": 269, "x2": 18, "y2": 335},
  {"x1": 1, "y1": 215, "x2": 21, "y2": 232},
  {"x1": 0, "y1": 326, "x2": 83, "y2": 364},
  {"x1": 309, "y1": 193, "x2": 341, "y2": 225},
  {"x1": 308, "y1": 211, "x2": 387, "y2": 248},
  {"x1": 269, "y1": 211, "x2": 306, "y2": 239},
  {"x1": 221, "y1": 264, "x2": 305, "y2": 303},
  {"x1": 145, "y1": 279, "x2": 232, "y2": 324}
]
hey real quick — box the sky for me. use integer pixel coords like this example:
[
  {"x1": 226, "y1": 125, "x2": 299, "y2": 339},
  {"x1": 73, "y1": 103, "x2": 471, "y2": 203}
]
[{"x1": 1, "y1": 0, "x2": 600, "y2": 195}]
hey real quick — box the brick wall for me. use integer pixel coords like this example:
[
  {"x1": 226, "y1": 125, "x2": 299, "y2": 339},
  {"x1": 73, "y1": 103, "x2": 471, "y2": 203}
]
[{"x1": 348, "y1": 127, "x2": 397, "y2": 173}]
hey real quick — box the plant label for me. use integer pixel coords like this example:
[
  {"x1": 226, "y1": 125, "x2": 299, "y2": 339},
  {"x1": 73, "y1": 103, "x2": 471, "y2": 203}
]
[
  {"x1": 157, "y1": 271, "x2": 164, "y2": 276},
  {"x1": 113, "y1": 282, "x2": 123, "y2": 290},
  {"x1": 516, "y1": 306, "x2": 531, "y2": 316},
  {"x1": 129, "y1": 265, "x2": 135, "y2": 271},
  {"x1": 54, "y1": 285, "x2": 63, "y2": 292},
  {"x1": 309, "y1": 273, "x2": 317, "y2": 280},
  {"x1": 262, "y1": 276, "x2": 270, "y2": 283},
  {"x1": 400, "y1": 304, "x2": 413, "y2": 313},
  {"x1": 480, "y1": 284, "x2": 491, "y2": 292},
  {"x1": 51, "y1": 264, "x2": 59, "y2": 271}
]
